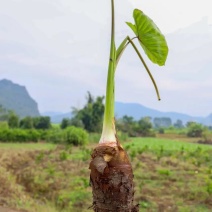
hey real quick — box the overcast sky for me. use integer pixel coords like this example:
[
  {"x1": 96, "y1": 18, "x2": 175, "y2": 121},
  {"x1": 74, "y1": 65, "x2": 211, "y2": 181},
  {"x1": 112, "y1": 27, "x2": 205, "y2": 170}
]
[{"x1": 0, "y1": 0, "x2": 212, "y2": 116}]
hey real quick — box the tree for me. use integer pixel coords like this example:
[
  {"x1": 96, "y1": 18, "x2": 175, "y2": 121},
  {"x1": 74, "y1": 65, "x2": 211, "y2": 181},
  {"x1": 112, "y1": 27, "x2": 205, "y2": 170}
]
[
  {"x1": 153, "y1": 117, "x2": 172, "y2": 128},
  {"x1": 187, "y1": 122, "x2": 205, "y2": 137},
  {"x1": 117, "y1": 115, "x2": 137, "y2": 136},
  {"x1": 173, "y1": 119, "x2": 184, "y2": 128},
  {"x1": 19, "y1": 116, "x2": 34, "y2": 129},
  {"x1": 72, "y1": 92, "x2": 104, "y2": 132},
  {"x1": 33, "y1": 116, "x2": 51, "y2": 130},
  {"x1": 60, "y1": 118, "x2": 70, "y2": 129},
  {"x1": 136, "y1": 117, "x2": 153, "y2": 136},
  {"x1": 8, "y1": 111, "x2": 19, "y2": 128}
]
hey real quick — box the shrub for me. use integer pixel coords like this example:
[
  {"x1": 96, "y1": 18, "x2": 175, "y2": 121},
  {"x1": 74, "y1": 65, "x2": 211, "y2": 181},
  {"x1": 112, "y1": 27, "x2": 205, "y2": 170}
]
[
  {"x1": 13, "y1": 129, "x2": 29, "y2": 142},
  {"x1": 89, "y1": 133, "x2": 101, "y2": 143},
  {"x1": 46, "y1": 129, "x2": 64, "y2": 144},
  {"x1": 117, "y1": 131, "x2": 129, "y2": 142},
  {"x1": 63, "y1": 126, "x2": 88, "y2": 146},
  {"x1": 0, "y1": 122, "x2": 8, "y2": 130},
  {"x1": 0, "y1": 129, "x2": 41, "y2": 142},
  {"x1": 0, "y1": 129, "x2": 10, "y2": 142},
  {"x1": 19, "y1": 116, "x2": 34, "y2": 129},
  {"x1": 27, "y1": 129, "x2": 41, "y2": 142},
  {"x1": 8, "y1": 112, "x2": 19, "y2": 128},
  {"x1": 60, "y1": 118, "x2": 70, "y2": 129},
  {"x1": 158, "y1": 128, "x2": 164, "y2": 134},
  {"x1": 187, "y1": 123, "x2": 204, "y2": 137},
  {"x1": 33, "y1": 116, "x2": 51, "y2": 130}
]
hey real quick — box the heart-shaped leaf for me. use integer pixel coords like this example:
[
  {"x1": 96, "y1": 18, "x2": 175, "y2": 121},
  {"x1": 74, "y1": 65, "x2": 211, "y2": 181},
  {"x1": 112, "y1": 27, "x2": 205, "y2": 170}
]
[{"x1": 127, "y1": 9, "x2": 168, "y2": 66}]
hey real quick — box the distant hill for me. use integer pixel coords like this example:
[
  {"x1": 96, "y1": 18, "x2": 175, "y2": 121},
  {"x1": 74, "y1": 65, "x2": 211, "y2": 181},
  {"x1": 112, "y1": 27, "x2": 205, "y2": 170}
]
[
  {"x1": 42, "y1": 111, "x2": 72, "y2": 123},
  {"x1": 0, "y1": 79, "x2": 40, "y2": 117},
  {"x1": 115, "y1": 102, "x2": 210, "y2": 125},
  {"x1": 44, "y1": 102, "x2": 212, "y2": 126}
]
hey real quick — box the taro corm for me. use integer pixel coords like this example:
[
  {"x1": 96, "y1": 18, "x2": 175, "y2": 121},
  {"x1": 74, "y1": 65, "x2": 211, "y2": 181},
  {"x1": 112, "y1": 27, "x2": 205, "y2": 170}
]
[{"x1": 89, "y1": 0, "x2": 168, "y2": 211}]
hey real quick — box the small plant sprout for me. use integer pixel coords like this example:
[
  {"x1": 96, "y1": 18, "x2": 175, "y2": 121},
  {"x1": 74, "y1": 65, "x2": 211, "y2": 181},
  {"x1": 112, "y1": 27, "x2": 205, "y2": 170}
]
[{"x1": 89, "y1": 0, "x2": 168, "y2": 211}]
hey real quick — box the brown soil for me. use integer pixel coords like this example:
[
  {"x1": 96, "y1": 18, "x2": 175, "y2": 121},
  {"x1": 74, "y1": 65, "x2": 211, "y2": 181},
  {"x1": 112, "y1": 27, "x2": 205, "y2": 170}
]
[
  {"x1": 0, "y1": 206, "x2": 27, "y2": 212},
  {"x1": 197, "y1": 139, "x2": 212, "y2": 145},
  {"x1": 1, "y1": 143, "x2": 212, "y2": 211}
]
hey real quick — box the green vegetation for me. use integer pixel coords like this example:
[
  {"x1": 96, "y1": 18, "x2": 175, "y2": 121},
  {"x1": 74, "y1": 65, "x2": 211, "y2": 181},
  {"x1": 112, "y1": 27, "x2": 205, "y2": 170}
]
[
  {"x1": 187, "y1": 122, "x2": 206, "y2": 137},
  {"x1": 63, "y1": 126, "x2": 88, "y2": 146},
  {"x1": 0, "y1": 126, "x2": 88, "y2": 145},
  {"x1": 1, "y1": 92, "x2": 211, "y2": 145},
  {"x1": 8, "y1": 111, "x2": 19, "y2": 128},
  {"x1": 0, "y1": 113, "x2": 211, "y2": 145},
  {"x1": 88, "y1": 1, "x2": 169, "y2": 209},
  {"x1": 117, "y1": 115, "x2": 155, "y2": 137},
  {"x1": 96, "y1": 1, "x2": 168, "y2": 144},
  {"x1": 124, "y1": 137, "x2": 212, "y2": 152},
  {"x1": 0, "y1": 135, "x2": 212, "y2": 211},
  {"x1": 0, "y1": 142, "x2": 55, "y2": 150},
  {"x1": 61, "y1": 92, "x2": 104, "y2": 132},
  {"x1": 154, "y1": 117, "x2": 172, "y2": 128}
]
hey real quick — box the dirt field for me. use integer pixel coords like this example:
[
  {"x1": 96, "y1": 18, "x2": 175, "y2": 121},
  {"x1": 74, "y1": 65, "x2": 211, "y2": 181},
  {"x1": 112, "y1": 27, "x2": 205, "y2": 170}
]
[
  {"x1": 0, "y1": 206, "x2": 26, "y2": 212},
  {"x1": 0, "y1": 139, "x2": 212, "y2": 211}
]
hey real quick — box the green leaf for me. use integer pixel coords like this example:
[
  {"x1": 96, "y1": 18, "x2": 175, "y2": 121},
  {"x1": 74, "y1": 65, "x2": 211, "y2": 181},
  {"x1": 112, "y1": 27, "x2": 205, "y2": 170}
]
[
  {"x1": 126, "y1": 22, "x2": 137, "y2": 35},
  {"x1": 127, "y1": 9, "x2": 168, "y2": 66}
]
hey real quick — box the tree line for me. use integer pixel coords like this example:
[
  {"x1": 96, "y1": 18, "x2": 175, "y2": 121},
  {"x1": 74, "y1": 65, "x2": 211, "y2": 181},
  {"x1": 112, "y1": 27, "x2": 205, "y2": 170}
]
[
  {"x1": 60, "y1": 92, "x2": 211, "y2": 139},
  {"x1": 1, "y1": 93, "x2": 212, "y2": 141},
  {"x1": 0, "y1": 104, "x2": 51, "y2": 129}
]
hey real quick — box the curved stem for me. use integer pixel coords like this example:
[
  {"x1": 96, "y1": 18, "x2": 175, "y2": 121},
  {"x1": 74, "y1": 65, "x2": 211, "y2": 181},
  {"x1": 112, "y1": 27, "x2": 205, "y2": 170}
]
[
  {"x1": 127, "y1": 37, "x2": 161, "y2": 101},
  {"x1": 115, "y1": 36, "x2": 161, "y2": 100}
]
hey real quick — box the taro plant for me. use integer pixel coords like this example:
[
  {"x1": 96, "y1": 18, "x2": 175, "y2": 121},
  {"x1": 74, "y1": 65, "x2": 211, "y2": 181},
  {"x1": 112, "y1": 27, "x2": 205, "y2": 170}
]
[{"x1": 89, "y1": 0, "x2": 168, "y2": 211}]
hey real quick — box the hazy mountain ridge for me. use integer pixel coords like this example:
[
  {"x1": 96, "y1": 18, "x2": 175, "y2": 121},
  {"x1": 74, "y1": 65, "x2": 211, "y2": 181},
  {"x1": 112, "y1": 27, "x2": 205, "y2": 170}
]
[
  {"x1": 44, "y1": 102, "x2": 212, "y2": 125},
  {"x1": 0, "y1": 79, "x2": 40, "y2": 117},
  {"x1": 1, "y1": 19, "x2": 212, "y2": 123},
  {"x1": 42, "y1": 111, "x2": 72, "y2": 123},
  {"x1": 115, "y1": 102, "x2": 211, "y2": 125},
  {"x1": 0, "y1": 79, "x2": 211, "y2": 125},
  {"x1": 1, "y1": 14, "x2": 212, "y2": 115}
]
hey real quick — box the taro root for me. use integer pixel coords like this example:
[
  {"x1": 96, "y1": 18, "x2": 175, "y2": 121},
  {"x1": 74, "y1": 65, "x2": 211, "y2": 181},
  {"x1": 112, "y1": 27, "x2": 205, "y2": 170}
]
[{"x1": 89, "y1": 0, "x2": 168, "y2": 211}]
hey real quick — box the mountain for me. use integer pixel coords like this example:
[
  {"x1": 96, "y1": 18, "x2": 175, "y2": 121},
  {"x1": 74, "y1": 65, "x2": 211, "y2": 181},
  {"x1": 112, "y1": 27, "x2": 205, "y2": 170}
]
[
  {"x1": 205, "y1": 114, "x2": 212, "y2": 126},
  {"x1": 42, "y1": 111, "x2": 72, "y2": 123},
  {"x1": 45, "y1": 102, "x2": 211, "y2": 126},
  {"x1": 115, "y1": 102, "x2": 208, "y2": 125},
  {"x1": 0, "y1": 79, "x2": 40, "y2": 117}
]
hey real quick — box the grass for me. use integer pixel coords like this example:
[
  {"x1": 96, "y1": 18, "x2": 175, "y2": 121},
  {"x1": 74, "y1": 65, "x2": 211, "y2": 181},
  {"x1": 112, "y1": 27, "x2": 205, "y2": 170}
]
[
  {"x1": 124, "y1": 137, "x2": 212, "y2": 211},
  {"x1": 124, "y1": 137, "x2": 212, "y2": 151},
  {"x1": 0, "y1": 135, "x2": 212, "y2": 211},
  {"x1": 0, "y1": 142, "x2": 56, "y2": 151}
]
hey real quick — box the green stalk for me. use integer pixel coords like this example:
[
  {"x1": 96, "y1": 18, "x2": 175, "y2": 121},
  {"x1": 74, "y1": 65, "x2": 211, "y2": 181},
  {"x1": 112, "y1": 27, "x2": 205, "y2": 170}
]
[
  {"x1": 99, "y1": 0, "x2": 117, "y2": 143},
  {"x1": 116, "y1": 36, "x2": 161, "y2": 101},
  {"x1": 127, "y1": 38, "x2": 161, "y2": 100}
]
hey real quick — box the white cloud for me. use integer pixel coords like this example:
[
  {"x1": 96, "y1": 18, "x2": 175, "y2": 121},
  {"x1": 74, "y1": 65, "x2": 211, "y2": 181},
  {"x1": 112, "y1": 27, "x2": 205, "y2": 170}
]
[{"x1": 131, "y1": 0, "x2": 212, "y2": 33}]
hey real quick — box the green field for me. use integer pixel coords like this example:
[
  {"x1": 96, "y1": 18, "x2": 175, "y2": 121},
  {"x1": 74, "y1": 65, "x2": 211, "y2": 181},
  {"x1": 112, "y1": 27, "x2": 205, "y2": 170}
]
[
  {"x1": 0, "y1": 137, "x2": 212, "y2": 212},
  {"x1": 0, "y1": 142, "x2": 56, "y2": 150},
  {"x1": 125, "y1": 137, "x2": 212, "y2": 151}
]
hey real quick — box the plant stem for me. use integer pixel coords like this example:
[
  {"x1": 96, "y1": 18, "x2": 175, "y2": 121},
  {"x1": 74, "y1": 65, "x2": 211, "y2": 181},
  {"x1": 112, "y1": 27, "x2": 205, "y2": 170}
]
[
  {"x1": 116, "y1": 35, "x2": 161, "y2": 100},
  {"x1": 128, "y1": 38, "x2": 161, "y2": 100},
  {"x1": 99, "y1": 0, "x2": 117, "y2": 143}
]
